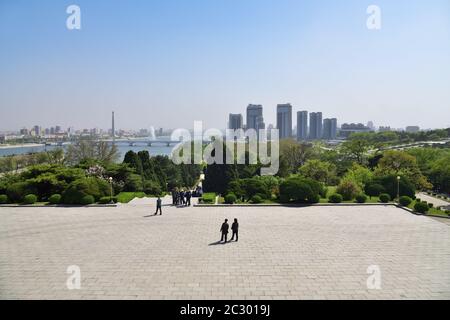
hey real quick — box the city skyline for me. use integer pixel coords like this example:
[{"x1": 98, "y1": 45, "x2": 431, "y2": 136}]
[{"x1": 1, "y1": 0, "x2": 450, "y2": 131}]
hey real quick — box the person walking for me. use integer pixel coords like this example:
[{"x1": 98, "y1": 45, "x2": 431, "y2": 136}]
[
  {"x1": 220, "y1": 219, "x2": 229, "y2": 243},
  {"x1": 154, "y1": 196, "x2": 162, "y2": 215},
  {"x1": 230, "y1": 218, "x2": 239, "y2": 242}
]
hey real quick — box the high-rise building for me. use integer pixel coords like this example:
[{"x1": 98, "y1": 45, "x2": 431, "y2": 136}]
[
  {"x1": 277, "y1": 104, "x2": 293, "y2": 139},
  {"x1": 323, "y1": 118, "x2": 337, "y2": 140},
  {"x1": 309, "y1": 112, "x2": 323, "y2": 140},
  {"x1": 33, "y1": 125, "x2": 41, "y2": 136},
  {"x1": 405, "y1": 126, "x2": 420, "y2": 133},
  {"x1": 246, "y1": 104, "x2": 264, "y2": 131},
  {"x1": 55, "y1": 125, "x2": 62, "y2": 133},
  {"x1": 228, "y1": 113, "x2": 243, "y2": 130},
  {"x1": 296, "y1": 111, "x2": 308, "y2": 141}
]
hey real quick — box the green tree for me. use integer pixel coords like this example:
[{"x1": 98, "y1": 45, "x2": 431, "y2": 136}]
[
  {"x1": 375, "y1": 150, "x2": 432, "y2": 189},
  {"x1": 341, "y1": 139, "x2": 370, "y2": 165},
  {"x1": 299, "y1": 160, "x2": 337, "y2": 185}
]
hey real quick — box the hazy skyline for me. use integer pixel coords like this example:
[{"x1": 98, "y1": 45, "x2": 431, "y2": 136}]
[{"x1": 1, "y1": 0, "x2": 450, "y2": 131}]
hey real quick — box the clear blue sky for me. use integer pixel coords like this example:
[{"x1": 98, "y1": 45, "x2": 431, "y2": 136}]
[{"x1": 1, "y1": 0, "x2": 449, "y2": 131}]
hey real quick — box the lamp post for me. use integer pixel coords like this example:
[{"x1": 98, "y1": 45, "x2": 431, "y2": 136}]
[
  {"x1": 397, "y1": 176, "x2": 401, "y2": 203},
  {"x1": 109, "y1": 177, "x2": 113, "y2": 204}
]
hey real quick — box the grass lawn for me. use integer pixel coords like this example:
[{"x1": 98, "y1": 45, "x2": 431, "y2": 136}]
[
  {"x1": 116, "y1": 192, "x2": 146, "y2": 203},
  {"x1": 407, "y1": 200, "x2": 450, "y2": 218}
]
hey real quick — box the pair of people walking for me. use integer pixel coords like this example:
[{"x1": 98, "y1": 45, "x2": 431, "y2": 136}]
[{"x1": 220, "y1": 218, "x2": 239, "y2": 243}]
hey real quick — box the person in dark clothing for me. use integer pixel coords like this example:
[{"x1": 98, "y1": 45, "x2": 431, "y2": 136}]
[
  {"x1": 230, "y1": 218, "x2": 239, "y2": 242},
  {"x1": 154, "y1": 197, "x2": 162, "y2": 215},
  {"x1": 220, "y1": 219, "x2": 229, "y2": 243},
  {"x1": 186, "y1": 191, "x2": 191, "y2": 206}
]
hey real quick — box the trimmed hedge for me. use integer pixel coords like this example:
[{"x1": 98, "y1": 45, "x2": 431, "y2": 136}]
[
  {"x1": 99, "y1": 196, "x2": 118, "y2": 204},
  {"x1": 23, "y1": 194, "x2": 37, "y2": 204},
  {"x1": 355, "y1": 194, "x2": 367, "y2": 203},
  {"x1": 414, "y1": 201, "x2": 429, "y2": 214},
  {"x1": 0, "y1": 194, "x2": 8, "y2": 204},
  {"x1": 279, "y1": 176, "x2": 324, "y2": 204},
  {"x1": 224, "y1": 193, "x2": 237, "y2": 204},
  {"x1": 251, "y1": 195, "x2": 263, "y2": 204},
  {"x1": 48, "y1": 194, "x2": 61, "y2": 204},
  {"x1": 328, "y1": 193, "x2": 343, "y2": 203},
  {"x1": 81, "y1": 195, "x2": 95, "y2": 205},
  {"x1": 379, "y1": 193, "x2": 391, "y2": 203},
  {"x1": 399, "y1": 196, "x2": 412, "y2": 207}
]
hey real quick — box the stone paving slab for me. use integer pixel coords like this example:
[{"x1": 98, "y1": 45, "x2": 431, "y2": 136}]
[{"x1": 1, "y1": 199, "x2": 449, "y2": 300}]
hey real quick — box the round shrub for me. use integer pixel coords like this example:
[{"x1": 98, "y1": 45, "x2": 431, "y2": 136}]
[
  {"x1": 279, "y1": 176, "x2": 321, "y2": 204},
  {"x1": 224, "y1": 193, "x2": 237, "y2": 204},
  {"x1": 414, "y1": 201, "x2": 429, "y2": 214},
  {"x1": 23, "y1": 194, "x2": 37, "y2": 204},
  {"x1": 399, "y1": 196, "x2": 412, "y2": 207},
  {"x1": 328, "y1": 193, "x2": 343, "y2": 203},
  {"x1": 48, "y1": 194, "x2": 61, "y2": 204},
  {"x1": 0, "y1": 194, "x2": 8, "y2": 204},
  {"x1": 81, "y1": 195, "x2": 95, "y2": 205},
  {"x1": 379, "y1": 193, "x2": 391, "y2": 203},
  {"x1": 6, "y1": 182, "x2": 37, "y2": 203},
  {"x1": 428, "y1": 203, "x2": 434, "y2": 208},
  {"x1": 251, "y1": 195, "x2": 263, "y2": 204},
  {"x1": 415, "y1": 198, "x2": 421, "y2": 203},
  {"x1": 355, "y1": 194, "x2": 367, "y2": 203}
]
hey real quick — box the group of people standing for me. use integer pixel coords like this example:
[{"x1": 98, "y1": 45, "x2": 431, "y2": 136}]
[
  {"x1": 172, "y1": 189, "x2": 192, "y2": 206},
  {"x1": 220, "y1": 218, "x2": 239, "y2": 243}
]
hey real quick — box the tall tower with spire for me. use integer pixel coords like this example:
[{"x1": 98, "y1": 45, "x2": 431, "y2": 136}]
[{"x1": 112, "y1": 111, "x2": 115, "y2": 143}]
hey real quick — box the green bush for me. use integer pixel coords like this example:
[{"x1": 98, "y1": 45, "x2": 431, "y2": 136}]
[
  {"x1": 6, "y1": 182, "x2": 37, "y2": 203},
  {"x1": 414, "y1": 201, "x2": 429, "y2": 214},
  {"x1": 370, "y1": 175, "x2": 415, "y2": 199},
  {"x1": 336, "y1": 179, "x2": 361, "y2": 201},
  {"x1": 328, "y1": 193, "x2": 343, "y2": 203},
  {"x1": 428, "y1": 203, "x2": 434, "y2": 208},
  {"x1": 415, "y1": 198, "x2": 421, "y2": 203},
  {"x1": 399, "y1": 196, "x2": 412, "y2": 207},
  {"x1": 99, "y1": 196, "x2": 118, "y2": 204},
  {"x1": 81, "y1": 195, "x2": 95, "y2": 205},
  {"x1": 143, "y1": 180, "x2": 162, "y2": 196},
  {"x1": 355, "y1": 194, "x2": 367, "y2": 203},
  {"x1": 23, "y1": 194, "x2": 37, "y2": 204},
  {"x1": 61, "y1": 177, "x2": 109, "y2": 204},
  {"x1": 241, "y1": 177, "x2": 270, "y2": 200},
  {"x1": 48, "y1": 194, "x2": 61, "y2": 204},
  {"x1": 379, "y1": 193, "x2": 391, "y2": 203},
  {"x1": 251, "y1": 195, "x2": 263, "y2": 204},
  {"x1": 224, "y1": 193, "x2": 237, "y2": 204},
  {"x1": 279, "y1": 176, "x2": 323, "y2": 204},
  {"x1": 0, "y1": 194, "x2": 9, "y2": 204},
  {"x1": 365, "y1": 183, "x2": 385, "y2": 198},
  {"x1": 200, "y1": 193, "x2": 216, "y2": 204}
]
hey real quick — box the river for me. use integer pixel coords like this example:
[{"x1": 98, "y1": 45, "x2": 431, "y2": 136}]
[{"x1": 0, "y1": 143, "x2": 175, "y2": 160}]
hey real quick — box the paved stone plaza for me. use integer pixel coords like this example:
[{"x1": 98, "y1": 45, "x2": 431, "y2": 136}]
[{"x1": 1, "y1": 197, "x2": 450, "y2": 300}]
